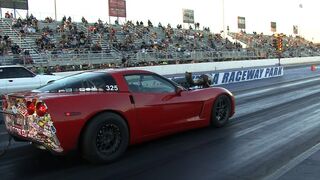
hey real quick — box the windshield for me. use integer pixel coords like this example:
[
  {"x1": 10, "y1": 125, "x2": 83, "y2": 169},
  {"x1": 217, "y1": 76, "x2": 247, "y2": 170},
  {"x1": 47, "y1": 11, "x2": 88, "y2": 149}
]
[{"x1": 36, "y1": 72, "x2": 118, "y2": 93}]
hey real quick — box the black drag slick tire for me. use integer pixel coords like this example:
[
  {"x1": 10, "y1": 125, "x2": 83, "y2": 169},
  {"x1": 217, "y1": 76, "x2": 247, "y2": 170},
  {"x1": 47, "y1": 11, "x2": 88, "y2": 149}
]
[
  {"x1": 81, "y1": 112, "x2": 129, "y2": 163},
  {"x1": 211, "y1": 95, "x2": 231, "y2": 128}
]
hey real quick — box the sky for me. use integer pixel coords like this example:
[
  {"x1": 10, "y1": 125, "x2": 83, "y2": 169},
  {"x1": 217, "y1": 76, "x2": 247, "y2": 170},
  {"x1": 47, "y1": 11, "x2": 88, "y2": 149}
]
[{"x1": 1, "y1": 0, "x2": 319, "y2": 42}]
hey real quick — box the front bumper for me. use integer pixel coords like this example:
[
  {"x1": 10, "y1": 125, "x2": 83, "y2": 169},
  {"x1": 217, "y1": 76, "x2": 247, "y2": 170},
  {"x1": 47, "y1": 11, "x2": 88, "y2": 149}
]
[{"x1": 2, "y1": 110, "x2": 63, "y2": 153}]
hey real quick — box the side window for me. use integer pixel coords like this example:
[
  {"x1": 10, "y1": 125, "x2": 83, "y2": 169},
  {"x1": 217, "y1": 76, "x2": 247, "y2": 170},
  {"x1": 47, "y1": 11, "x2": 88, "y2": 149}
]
[
  {"x1": 2, "y1": 67, "x2": 35, "y2": 78},
  {"x1": 0, "y1": 68, "x2": 5, "y2": 79},
  {"x1": 88, "y1": 74, "x2": 119, "y2": 92},
  {"x1": 125, "y1": 74, "x2": 176, "y2": 93},
  {"x1": 124, "y1": 75, "x2": 141, "y2": 92},
  {"x1": 37, "y1": 73, "x2": 118, "y2": 93}
]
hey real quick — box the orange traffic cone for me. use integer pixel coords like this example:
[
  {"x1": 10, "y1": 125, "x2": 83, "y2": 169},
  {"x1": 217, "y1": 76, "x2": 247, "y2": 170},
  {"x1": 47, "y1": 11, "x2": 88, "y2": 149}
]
[{"x1": 311, "y1": 65, "x2": 316, "y2": 71}]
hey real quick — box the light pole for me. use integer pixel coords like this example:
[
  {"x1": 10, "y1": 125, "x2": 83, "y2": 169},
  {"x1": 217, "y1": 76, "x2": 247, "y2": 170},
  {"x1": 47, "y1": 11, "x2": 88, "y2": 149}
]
[
  {"x1": 298, "y1": 3, "x2": 303, "y2": 37},
  {"x1": 222, "y1": 0, "x2": 226, "y2": 38},
  {"x1": 54, "y1": 0, "x2": 57, "y2": 21}
]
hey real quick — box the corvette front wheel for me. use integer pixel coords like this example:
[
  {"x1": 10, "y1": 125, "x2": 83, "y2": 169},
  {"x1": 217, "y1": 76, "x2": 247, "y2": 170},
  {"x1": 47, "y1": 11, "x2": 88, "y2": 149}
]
[
  {"x1": 81, "y1": 112, "x2": 129, "y2": 163},
  {"x1": 211, "y1": 95, "x2": 231, "y2": 128}
]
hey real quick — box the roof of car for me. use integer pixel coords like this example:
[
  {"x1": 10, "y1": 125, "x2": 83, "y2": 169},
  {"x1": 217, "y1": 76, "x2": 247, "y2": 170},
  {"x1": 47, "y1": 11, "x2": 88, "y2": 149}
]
[
  {"x1": 95, "y1": 68, "x2": 154, "y2": 75},
  {"x1": 0, "y1": 65, "x2": 26, "y2": 68}
]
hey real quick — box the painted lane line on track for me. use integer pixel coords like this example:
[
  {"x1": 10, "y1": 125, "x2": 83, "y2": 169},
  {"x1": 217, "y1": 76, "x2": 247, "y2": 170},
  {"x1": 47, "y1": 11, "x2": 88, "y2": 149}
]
[
  {"x1": 233, "y1": 103, "x2": 320, "y2": 138},
  {"x1": 236, "y1": 77, "x2": 320, "y2": 98},
  {"x1": 227, "y1": 108, "x2": 320, "y2": 172},
  {"x1": 234, "y1": 84, "x2": 320, "y2": 118},
  {"x1": 262, "y1": 142, "x2": 320, "y2": 180}
]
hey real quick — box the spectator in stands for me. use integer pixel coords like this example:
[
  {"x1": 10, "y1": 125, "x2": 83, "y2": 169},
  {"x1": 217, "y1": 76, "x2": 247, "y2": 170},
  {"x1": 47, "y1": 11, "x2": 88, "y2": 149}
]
[
  {"x1": 19, "y1": 28, "x2": 26, "y2": 37},
  {"x1": 148, "y1": 20, "x2": 153, "y2": 27},
  {"x1": 22, "y1": 50, "x2": 33, "y2": 64},
  {"x1": 91, "y1": 42, "x2": 102, "y2": 53},
  {"x1": 54, "y1": 65, "x2": 62, "y2": 72},
  {"x1": 121, "y1": 55, "x2": 128, "y2": 67},
  {"x1": 203, "y1": 27, "x2": 210, "y2": 32},
  {"x1": 27, "y1": 25, "x2": 36, "y2": 34},
  {"x1": 5, "y1": 11, "x2": 10, "y2": 18},
  {"x1": 62, "y1": 16, "x2": 67, "y2": 23},
  {"x1": 44, "y1": 17, "x2": 54, "y2": 23},
  {"x1": 81, "y1": 16, "x2": 88, "y2": 25},
  {"x1": 0, "y1": 41, "x2": 4, "y2": 56},
  {"x1": 12, "y1": 18, "x2": 23, "y2": 28},
  {"x1": 36, "y1": 65, "x2": 45, "y2": 74},
  {"x1": 195, "y1": 23, "x2": 200, "y2": 30},
  {"x1": 11, "y1": 44, "x2": 21, "y2": 54}
]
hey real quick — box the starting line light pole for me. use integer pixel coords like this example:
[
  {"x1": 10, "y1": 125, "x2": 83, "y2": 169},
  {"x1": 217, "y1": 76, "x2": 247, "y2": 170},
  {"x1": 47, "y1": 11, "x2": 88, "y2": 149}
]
[{"x1": 273, "y1": 33, "x2": 284, "y2": 66}]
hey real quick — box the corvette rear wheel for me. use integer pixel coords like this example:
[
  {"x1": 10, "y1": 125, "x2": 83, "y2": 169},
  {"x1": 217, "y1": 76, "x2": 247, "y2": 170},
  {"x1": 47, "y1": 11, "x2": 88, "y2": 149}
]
[
  {"x1": 211, "y1": 95, "x2": 231, "y2": 128},
  {"x1": 81, "y1": 112, "x2": 129, "y2": 163}
]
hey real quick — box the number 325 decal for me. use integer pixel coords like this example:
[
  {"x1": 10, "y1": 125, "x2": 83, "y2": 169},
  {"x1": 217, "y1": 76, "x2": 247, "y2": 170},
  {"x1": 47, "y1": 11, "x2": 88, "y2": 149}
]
[{"x1": 106, "y1": 85, "x2": 118, "y2": 91}]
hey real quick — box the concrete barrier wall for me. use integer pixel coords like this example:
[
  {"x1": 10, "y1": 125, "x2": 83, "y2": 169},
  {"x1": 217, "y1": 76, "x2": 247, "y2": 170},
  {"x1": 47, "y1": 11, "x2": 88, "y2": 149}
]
[
  {"x1": 130, "y1": 56, "x2": 320, "y2": 75},
  {"x1": 53, "y1": 56, "x2": 320, "y2": 76}
]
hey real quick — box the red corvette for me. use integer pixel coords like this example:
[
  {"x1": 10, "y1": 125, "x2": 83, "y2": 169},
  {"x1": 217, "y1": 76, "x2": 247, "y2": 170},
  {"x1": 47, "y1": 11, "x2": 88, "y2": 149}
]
[{"x1": 2, "y1": 69, "x2": 235, "y2": 163}]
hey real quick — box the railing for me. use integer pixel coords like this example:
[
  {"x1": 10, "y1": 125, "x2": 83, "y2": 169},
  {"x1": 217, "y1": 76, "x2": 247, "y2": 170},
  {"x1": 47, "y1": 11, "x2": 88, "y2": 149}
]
[
  {"x1": 5, "y1": 48, "x2": 320, "y2": 68},
  {"x1": 39, "y1": 51, "x2": 120, "y2": 66},
  {"x1": 35, "y1": 50, "x2": 259, "y2": 67},
  {"x1": 0, "y1": 56, "x2": 14, "y2": 65},
  {"x1": 134, "y1": 50, "x2": 258, "y2": 62}
]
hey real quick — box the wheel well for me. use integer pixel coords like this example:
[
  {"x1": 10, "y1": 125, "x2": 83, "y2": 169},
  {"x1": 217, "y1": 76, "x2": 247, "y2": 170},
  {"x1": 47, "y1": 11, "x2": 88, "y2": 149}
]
[{"x1": 77, "y1": 110, "x2": 130, "y2": 150}]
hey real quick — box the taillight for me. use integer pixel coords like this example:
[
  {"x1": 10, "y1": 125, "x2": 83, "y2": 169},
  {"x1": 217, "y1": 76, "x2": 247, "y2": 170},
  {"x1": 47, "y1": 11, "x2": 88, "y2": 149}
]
[
  {"x1": 2, "y1": 95, "x2": 8, "y2": 110},
  {"x1": 36, "y1": 102, "x2": 47, "y2": 117},
  {"x1": 26, "y1": 101, "x2": 36, "y2": 115}
]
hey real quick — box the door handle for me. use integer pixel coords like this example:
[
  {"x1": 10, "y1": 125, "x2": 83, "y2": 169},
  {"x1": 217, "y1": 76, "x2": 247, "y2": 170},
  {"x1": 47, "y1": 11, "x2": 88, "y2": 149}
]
[{"x1": 8, "y1": 80, "x2": 13, "y2": 82}]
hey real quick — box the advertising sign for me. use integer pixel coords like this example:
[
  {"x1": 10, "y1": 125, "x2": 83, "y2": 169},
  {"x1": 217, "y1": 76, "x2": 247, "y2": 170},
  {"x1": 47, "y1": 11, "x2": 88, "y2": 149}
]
[
  {"x1": 0, "y1": 0, "x2": 28, "y2": 10},
  {"x1": 271, "y1": 22, "x2": 277, "y2": 32},
  {"x1": 237, "y1": 16, "x2": 246, "y2": 29},
  {"x1": 109, "y1": 0, "x2": 126, "y2": 18},
  {"x1": 170, "y1": 66, "x2": 284, "y2": 86},
  {"x1": 182, "y1": 9, "x2": 194, "y2": 24},
  {"x1": 293, "y1": 25, "x2": 298, "y2": 35}
]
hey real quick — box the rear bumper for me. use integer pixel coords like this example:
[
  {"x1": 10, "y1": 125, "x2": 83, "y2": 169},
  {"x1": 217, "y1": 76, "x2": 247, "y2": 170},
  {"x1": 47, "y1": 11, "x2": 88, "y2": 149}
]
[{"x1": 3, "y1": 111, "x2": 64, "y2": 153}]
